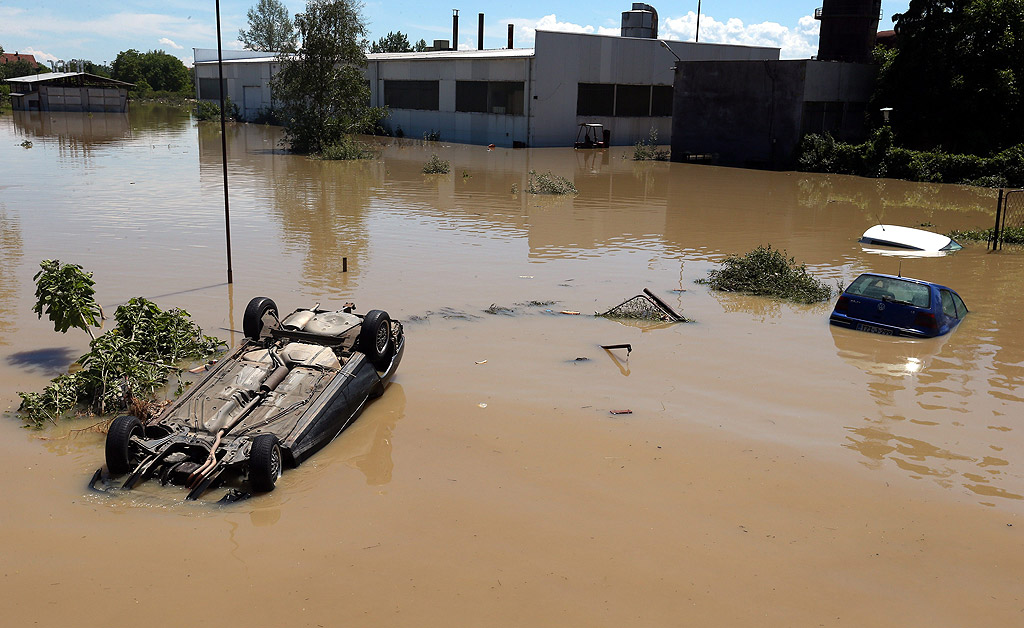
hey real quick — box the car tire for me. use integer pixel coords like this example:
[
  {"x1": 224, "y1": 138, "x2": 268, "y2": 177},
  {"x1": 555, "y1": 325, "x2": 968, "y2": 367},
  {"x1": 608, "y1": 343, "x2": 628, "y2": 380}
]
[
  {"x1": 358, "y1": 310, "x2": 394, "y2": 370},
  {"x1": 243, "y1": 297, "x2": 278, "y2": 341},
  {"x1": 106, "y1": 415, "x2": 144, "y2": 475},
  {"x1": 250, "y1": 434, "x2": 283, "y2": 493}
]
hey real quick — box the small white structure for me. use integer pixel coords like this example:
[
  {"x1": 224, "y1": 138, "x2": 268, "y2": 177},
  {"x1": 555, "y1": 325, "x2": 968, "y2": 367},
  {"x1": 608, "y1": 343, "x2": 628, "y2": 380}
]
[{"x1": 194, "y1": 30, "x2": 778, "y2": 148}]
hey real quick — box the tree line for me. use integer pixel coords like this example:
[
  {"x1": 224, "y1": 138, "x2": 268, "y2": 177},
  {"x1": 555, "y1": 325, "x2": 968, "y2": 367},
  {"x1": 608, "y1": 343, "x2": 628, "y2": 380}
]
[{"x1": 801, "y1": 0, "x2": 1024, "y2": 185}]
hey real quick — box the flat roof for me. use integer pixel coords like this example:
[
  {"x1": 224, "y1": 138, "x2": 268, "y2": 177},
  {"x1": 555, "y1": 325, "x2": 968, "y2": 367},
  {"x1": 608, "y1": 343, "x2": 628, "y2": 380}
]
[
  {"x1": 194, "y1": 48, "x2": 535, "y2": 65},
  {"x1": 368, "y1": 48, "x2": 534, "y2": 61},
  {"x1": 3, "y1": 72, "x2": 133, "y2": 86}
]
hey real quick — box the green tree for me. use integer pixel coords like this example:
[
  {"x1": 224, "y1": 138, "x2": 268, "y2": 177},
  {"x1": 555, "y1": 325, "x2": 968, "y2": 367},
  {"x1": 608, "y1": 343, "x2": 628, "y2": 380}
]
[
  {"x1": 112, "y1": 49, "x2": 190, "y2": 93},
  {"x1": 111, "y1": 49, "x2": 144, "y2": 84},
  {"x1": 270, "y1": 0, "x2": 384, "y2": 154},
  {"x1": 240, "y1": 0, "x2": 299, "y2": 52},
  {"x1": 413, "y1": 39, "x2": 429, "y2": 52},
  {"x1": 876, "y1": 0, "x2": 1024, "y2": 154},
  {"x1": 32, "y1": 260, "x2": 102, "y2": 341},
  {"x1": 369, "y1": 31, "x2": 412, "y2": 53}
]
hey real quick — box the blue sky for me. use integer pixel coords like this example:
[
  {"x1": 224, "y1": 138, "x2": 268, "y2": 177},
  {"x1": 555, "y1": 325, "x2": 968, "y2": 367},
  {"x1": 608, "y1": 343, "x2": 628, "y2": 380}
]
[{"x1": 1, "y1": 1, "x2": 911, "y2": 67}]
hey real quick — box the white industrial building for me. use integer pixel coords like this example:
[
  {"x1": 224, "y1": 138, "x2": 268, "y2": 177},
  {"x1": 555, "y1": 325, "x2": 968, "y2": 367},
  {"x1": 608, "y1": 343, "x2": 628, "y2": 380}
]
[{"x1": 194, "y1": 28, "x2": 778, "y2": 148}]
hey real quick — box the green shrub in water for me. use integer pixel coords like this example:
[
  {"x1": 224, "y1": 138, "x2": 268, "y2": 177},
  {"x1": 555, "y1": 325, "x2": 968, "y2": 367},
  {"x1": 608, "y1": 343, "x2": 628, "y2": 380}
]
[
  {"x1": 18, "y1": 297, "x2": 224, "y2": 426},
  {"x1": 948, "y1": 226, "x2": 1024, "y2": 245},
  {"x1": 526, "y1": 170, "x2": 577, "y2": 195},
  {"x1": 317, "y1": 135, "x2": 375, "y2": 160},
  {"x1": 422, "y1": 154, "x2": 450, "y2": 174},
  {"x1": 633, "y1": 128, "x2": 670, "y2": 161},
  {"x1": 195, "y1": 98, "x2": 240, "y2": 122},
  {"x1": 697, "y1": 245, "x2": 833, "y2": 304}
]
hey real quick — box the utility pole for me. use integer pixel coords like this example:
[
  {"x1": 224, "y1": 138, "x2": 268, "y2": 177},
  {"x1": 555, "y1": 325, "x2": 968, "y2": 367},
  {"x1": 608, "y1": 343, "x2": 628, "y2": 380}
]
[
  {"x1": 215, "y1": 0, "x2": 234, "y2": 284},
  {"x1": 696, "y1": 0, "x2": 702, "y2": 43}
]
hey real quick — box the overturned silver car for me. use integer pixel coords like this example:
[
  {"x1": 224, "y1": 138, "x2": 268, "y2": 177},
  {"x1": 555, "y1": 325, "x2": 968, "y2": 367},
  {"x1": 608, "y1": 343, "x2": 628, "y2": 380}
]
[{"x1": 93, "y1": 297, "x2": 404, "y2": 501}]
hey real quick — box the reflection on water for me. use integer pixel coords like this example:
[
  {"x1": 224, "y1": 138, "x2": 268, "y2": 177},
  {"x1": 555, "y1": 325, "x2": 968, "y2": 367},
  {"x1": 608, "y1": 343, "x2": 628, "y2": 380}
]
[
  {"x1": 0, "y1": 208, "x2": 22, "y2": 346},
  {"x1": 833, "y1": 324, "x2": 1022, "y2": 501},
  {"x1": 2, "y1": 105, "x2": 1024, "y2": 510}
]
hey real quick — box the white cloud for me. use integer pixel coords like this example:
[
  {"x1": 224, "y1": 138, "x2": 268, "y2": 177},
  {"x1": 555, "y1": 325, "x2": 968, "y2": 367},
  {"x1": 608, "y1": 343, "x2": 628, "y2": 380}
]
[
  {"x1": 158, "y1": 38, "x2": 184, "y2": 50},
  {"x1": 662, "y1": 12, "x2": 820, "y2": 59},
  {"x1": 18, "y1": 47, "x2": 59, "y2": 64},
  {"x1": 504, "y1": 12, "x2": 819, "y2": 59}
]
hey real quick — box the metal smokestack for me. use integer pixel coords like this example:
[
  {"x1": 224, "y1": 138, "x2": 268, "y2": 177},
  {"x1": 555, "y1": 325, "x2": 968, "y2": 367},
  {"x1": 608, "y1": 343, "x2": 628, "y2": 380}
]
[
  {"x1": 508, "y1": 23, "x2": 513, "y2": 48},
  {"x1": 478, "y1": 13, "x2": 484, "y2": 50},
  {"x1": 453, "y1": 9, "x2": 459, "y2": 49}
]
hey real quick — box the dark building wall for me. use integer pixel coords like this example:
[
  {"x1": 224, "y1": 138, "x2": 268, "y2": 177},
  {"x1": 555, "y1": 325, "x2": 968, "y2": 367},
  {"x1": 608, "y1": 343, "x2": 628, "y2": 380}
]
[
  {"x1": 817, "y1": 0, "x2": 881, "y2": 63},
  {"x1": 670, "y1": 60, "x2": 807, "y2": 169},
  {"x1": 670, "y1": 60, "x2": 876, "y2": 169}
]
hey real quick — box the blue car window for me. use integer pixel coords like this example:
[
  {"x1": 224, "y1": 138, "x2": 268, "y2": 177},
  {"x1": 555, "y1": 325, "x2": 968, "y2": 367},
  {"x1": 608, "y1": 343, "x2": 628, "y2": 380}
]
[
  {"x1": 951, "y1": 291, "x2": 968, "y2": 317},
  {"x1": 847, "y1": 276, "x2": 891, "y2": 299},
  {"x1": 847, "y1": 276, "x2": 929, "y2": 306},
  {"x1": 891, "y1": 282, "x2": 930, "y2": 307},
  {"x1": 941, "y1": 290, "x2": 958, "y2": 318}
]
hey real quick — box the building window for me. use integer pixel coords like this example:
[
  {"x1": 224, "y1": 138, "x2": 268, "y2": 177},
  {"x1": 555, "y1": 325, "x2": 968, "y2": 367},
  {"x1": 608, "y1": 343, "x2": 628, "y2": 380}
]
[
  {"x1": 615, "y1": 84, "x2": 651, "y2": 117},
  {"x1": 578, "y1": 83, "x2": 672, "y2": 117},
  {"x1": 651, "y1": 85, "x2": 673, "y2": 116},
  {"x1": 577, "y1": 83, "x2": 615, "y2": 116},
  {"x1": 384, "y1": 80, "x2": 439, "y2": 110},
  {"x1": 456, "y1": 81, "x2": 524, "y2": 115},
  {"x1": 456, "y1": 81, "x2": 487, "y2": 112},
  {"x1": 198, "y1": 78, "x2": 227, "y2": 100}
]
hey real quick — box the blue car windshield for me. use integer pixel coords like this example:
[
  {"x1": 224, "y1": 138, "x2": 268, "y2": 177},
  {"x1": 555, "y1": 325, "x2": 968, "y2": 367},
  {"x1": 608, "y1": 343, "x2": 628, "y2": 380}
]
[{"x1": 846, "y1": 275, "x2": 931, "y2": 307}]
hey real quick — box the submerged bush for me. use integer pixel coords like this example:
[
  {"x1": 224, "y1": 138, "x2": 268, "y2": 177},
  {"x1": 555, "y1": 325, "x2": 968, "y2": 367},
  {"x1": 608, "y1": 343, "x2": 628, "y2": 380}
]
[
  {"x1": 697, "y1": 245, "x2": 833, "y2": 304},
  {"x1": 316, "y1": 135, "x2": 375, "y2": 160},
  {"x1": 422, "y1": 154, "x2": 450, "y2": 174},
  {"x1": 633, "y1": 128, "x2": 670, "y2": 161},
  {"x1": 948, "y1": 226, "x2": 1024, "y2": 245},
  {"x1": 526, "y1": 170, "x2": 578, "y2": 195},
  {"x1": 797, "y1": 128, "x2": 1024, "y2": 188},
  {"x1": 18, "y1": 297, "x2": 224, "y2": 426},
  {"x1": 195, "y1": 98, "x2": 240, "y2": 122}
]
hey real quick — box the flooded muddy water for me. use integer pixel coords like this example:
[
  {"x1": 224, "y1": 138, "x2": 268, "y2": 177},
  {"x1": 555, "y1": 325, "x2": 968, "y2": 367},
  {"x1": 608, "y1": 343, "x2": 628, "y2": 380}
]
[{"x1": 1, "y1": 105, "x2": 1022, "y2": 626}]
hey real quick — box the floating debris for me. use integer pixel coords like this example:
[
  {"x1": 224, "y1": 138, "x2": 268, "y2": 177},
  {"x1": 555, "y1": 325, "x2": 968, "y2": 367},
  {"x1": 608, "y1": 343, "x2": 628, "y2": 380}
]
[
  {"x1": 560, "y1": 310, "x2": 581, "y2": 315},
  {"x1": 598, "y1": 288, "x2": 687, "y2": 322},
  {"x1": 516, "y1": 300, "x2": 557, "y2": 307},
  {"x1": 475, "y1": 360, "x2": 488, "y2": 364},
  {"x1": 484, "y1": 303, "x2": 515, "y2": 316},
  {"x1": 598, "y1": 342, "x2": 630, "y2": 352},
  {"x1": 609, "y1": 409, "x2": 633, "y2": 415}
]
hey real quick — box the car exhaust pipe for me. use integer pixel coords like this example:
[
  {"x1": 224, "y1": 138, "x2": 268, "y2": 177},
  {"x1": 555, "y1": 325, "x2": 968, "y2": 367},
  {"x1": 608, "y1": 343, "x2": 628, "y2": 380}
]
[{"x1": 260, "y1": 365, "x2": 289, "y2": 393}]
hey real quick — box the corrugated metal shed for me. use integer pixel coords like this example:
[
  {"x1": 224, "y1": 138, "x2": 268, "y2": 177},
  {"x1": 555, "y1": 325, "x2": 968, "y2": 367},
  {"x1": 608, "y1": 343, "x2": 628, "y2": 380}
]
[{"x1": 5, "y1": 72, "x2": 133, "y2": 113}]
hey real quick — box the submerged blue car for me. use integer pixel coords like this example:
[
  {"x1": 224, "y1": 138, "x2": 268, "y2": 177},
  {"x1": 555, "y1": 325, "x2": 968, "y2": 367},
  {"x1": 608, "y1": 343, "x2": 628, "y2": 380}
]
[{"x1": 830, "y1": 273, "x2": 968, "y2": 337}]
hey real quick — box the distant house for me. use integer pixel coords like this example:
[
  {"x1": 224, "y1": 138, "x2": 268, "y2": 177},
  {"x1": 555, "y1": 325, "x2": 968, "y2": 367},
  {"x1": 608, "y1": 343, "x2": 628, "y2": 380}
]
[
  {"x1": 4, "y1": 72, "x2": 134, "y2": 113},
  {"x1": 1, "y1": 52, "x2": 40, "y2": 69}
]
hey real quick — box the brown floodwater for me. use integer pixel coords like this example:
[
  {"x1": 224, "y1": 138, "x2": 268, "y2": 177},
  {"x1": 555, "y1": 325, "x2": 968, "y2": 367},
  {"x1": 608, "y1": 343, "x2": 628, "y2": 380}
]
[{"x1": 1, "y1": 105, "x2": 1022, "y2": 626}]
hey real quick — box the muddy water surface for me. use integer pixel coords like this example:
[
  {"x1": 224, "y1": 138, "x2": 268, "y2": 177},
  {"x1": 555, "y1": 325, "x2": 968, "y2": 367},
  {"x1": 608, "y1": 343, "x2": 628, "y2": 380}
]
[{"x1": 1, "y1": 106, "x2": 1022, "y2": 626}]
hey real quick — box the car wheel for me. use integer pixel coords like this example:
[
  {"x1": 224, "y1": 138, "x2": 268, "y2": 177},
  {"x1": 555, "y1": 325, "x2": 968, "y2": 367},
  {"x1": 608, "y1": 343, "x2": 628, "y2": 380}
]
[
  {"x1": 243, "y1": 297, "x2": 278, "y2": 341},
  {"x1": 106, "y1": 415, "x2": 144, "y2": 475},
  {"x1": 250, "y1": 434, "x2": 283, "y2": 493},
  {"x1": 358, "y1": 310, "x2": 394, "y2": 370}
]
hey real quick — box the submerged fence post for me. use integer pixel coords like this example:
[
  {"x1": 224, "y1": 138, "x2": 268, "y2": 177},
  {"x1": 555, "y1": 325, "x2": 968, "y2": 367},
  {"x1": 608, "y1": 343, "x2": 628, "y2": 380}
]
[{"x1": 992, "y1": 188, "x2": 1003, "y2": 251}]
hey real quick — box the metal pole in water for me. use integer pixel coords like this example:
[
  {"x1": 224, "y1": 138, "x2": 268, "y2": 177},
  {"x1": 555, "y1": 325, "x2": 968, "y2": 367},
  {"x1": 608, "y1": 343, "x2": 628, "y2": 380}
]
[{"x1": 216, "y1": 0, "x2": 234, "y2": 284}]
